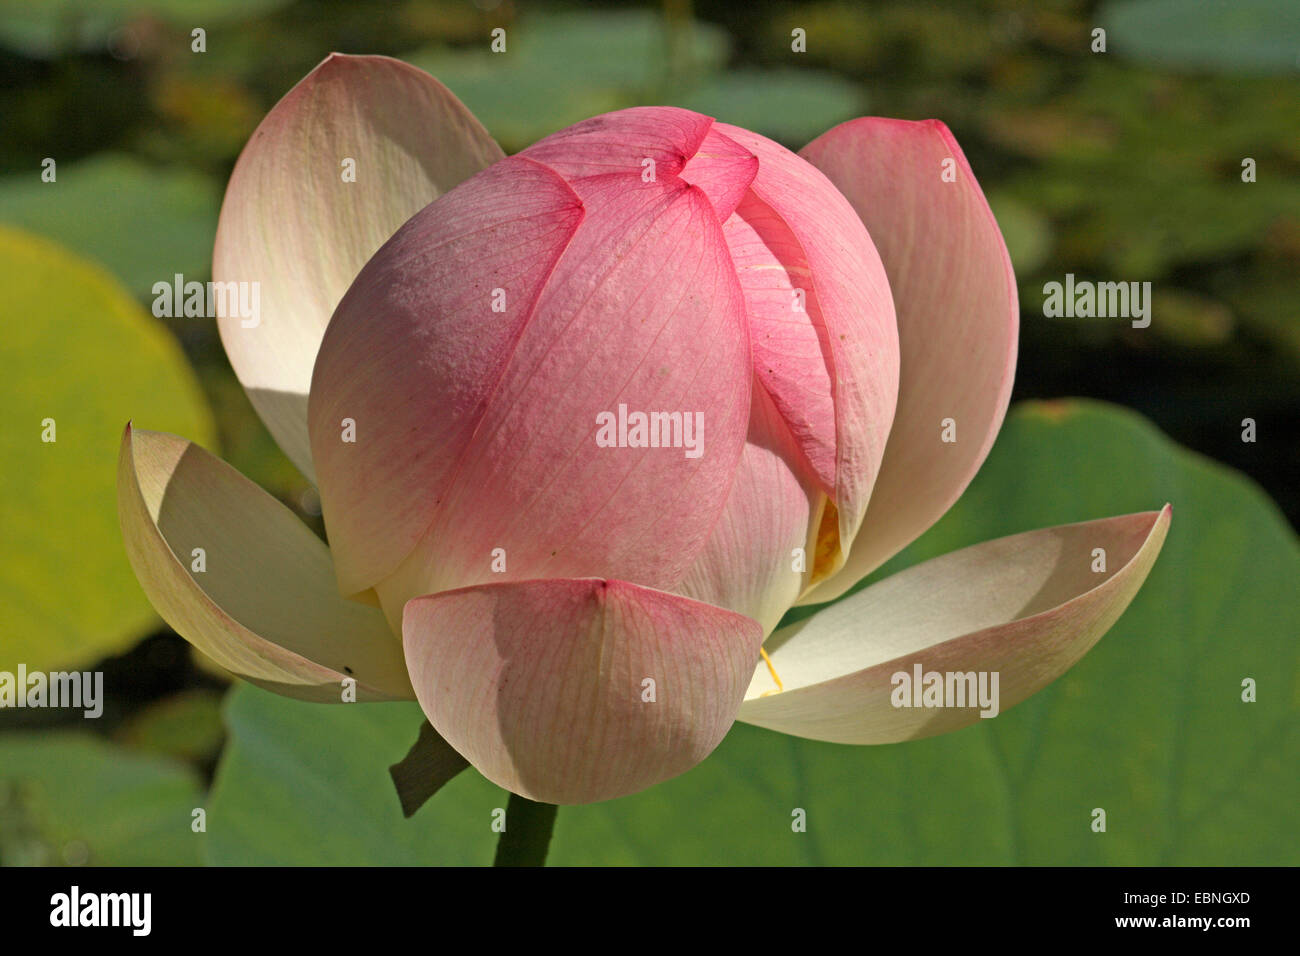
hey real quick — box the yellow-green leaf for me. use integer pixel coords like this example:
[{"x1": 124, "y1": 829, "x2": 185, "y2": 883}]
[{"x1": 0, "y1": 227, "x2": 216, "y2": 671}]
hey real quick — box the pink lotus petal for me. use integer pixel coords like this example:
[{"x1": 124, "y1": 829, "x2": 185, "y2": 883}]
[
  {"x1": 309, "y1": 156, "x2": 585, "y2": 597},
  {"x1": 678, "y1": 126, "x2": 759, "y2": 220},
  {"x1": 716, "y1": 123, "x2": 899, "y2": 564},
  {"x1": 521, "y1": 106, "x2": 714, "y2": 181},
  {"x1": 117, "y1": 425, "x2": 413, "y2": 702},
  {"x1": 739, "y1": 507, "x2": 1170, "y2": 740},
  {"x1": 369, "y1": 173, "x2": 752, "y2": 624},
  {"x1": 214, "y1": 54, "x2": 502, "y2": 478},
  {"x1": 797, "y1": 118, "x2": 1018, "y2": 603},
  {"x1": 403, "y1": 578, "x2": 764, "y2": 803},
  {"x1": 524, "y1": 106, "x2": 759, "y2": 219},
  {"x1": 676, "y1": 380, "x2": 818, "y2": 635}
]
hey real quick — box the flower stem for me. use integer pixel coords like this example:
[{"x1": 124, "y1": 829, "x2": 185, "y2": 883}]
[{"x1": 493, "y1": 794, "x2": 558, "y2": 867}]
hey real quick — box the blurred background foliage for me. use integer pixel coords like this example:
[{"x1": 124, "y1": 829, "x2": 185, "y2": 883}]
[{"x1": 0, "y1": 0, "x2": 1296, "y2": 865}]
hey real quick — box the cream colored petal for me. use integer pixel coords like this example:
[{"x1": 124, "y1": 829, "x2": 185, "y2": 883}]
[
  {"x1": 118, "y1": 424, "x2": 413, "y2": 702},
  {"x1": 213, "y1": 54, "x2": 503, "y2": 478},
  {"x1": 739, "y1": 507, "x2": 1170, "y2": 741}
]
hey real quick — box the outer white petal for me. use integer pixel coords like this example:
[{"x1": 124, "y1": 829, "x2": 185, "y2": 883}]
[
  {"x1": 740, "y1": 508, "x2": 1170, "y2": 742},
  {"x1": 213, "y1": 54, "x2": 503, "y2": 478},
  {"x1": 118, "y1": 424, "x2": 412, "y2": 702}
]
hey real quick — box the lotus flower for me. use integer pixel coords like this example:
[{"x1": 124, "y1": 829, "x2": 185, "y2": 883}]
[{"x1": 117, "y1": 54, "x2": 1170, "y2": 806}]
